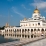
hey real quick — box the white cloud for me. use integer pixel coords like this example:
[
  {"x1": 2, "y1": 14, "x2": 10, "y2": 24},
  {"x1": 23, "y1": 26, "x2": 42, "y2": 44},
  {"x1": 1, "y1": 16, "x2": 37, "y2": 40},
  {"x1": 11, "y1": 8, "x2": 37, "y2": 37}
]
[
  {"x1": 34, "y1": 0, "x2": 42, "y2": 3},
  {"x1": 30, "y1": 0, "x2": 46, "y2": 9},
  {"x1": 21, "y1": 4, "x2": 31, "y2": 10},
  {"x1": 12, "y1": 7, "x2": 25, "y2": 18}
]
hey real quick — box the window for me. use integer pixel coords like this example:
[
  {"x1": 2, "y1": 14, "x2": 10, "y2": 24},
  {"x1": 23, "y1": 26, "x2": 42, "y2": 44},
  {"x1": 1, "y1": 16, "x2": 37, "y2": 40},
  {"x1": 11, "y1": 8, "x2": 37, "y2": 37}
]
[
  {"x1": 45, "y1": 29, "x2": 46, "y2": 31},
  {"x1": 34, "y1": 35, "x2": 36, "y2": 38},
  {"x1": 36, "y1": 24, "x2": 37, "y2": 26},
  {"x1": 22, "y1": 29, "x2": 24, "y2": 33},
  {"x1": 31, "y1": 29, "x2": 33, "y2": 32},
  {"x1": 34, "y1": 19, "x2": 36, "y2": 20},
  {"x1": 9, "y1": 29, "x2": 10, "y2": 32},
  {"x1": 11, "y1": 34, "x2": 12, "y2": 36},
  {"x1": 7, "y1": 30, "x2": 8, "y2": 32},
  {"x1": 22, "y1": 35, "x2": 24, "y2": 37},
  {"x1": 31, "y1": 34, "x2": 33, "y2": 38},
  {"x1": 33, "y1": 24, "x2": 34, "y2": 26},
  {"x1": 38, "y1": 29, "x2": 40, "y2": 31},
  {"x1": 7, "y1": 34, "x2": 8, "y2": 36},
  {"x1": 41, "y1": 29, "x2": 44, "y2": 31},
  {"x1": 34, "y1": 29, "x2": 36, "y2": 31},
  {"x1": 20, "y1": 35, "x2": 21, "y2": 37},
  {"x1": 17, "y1": 29, "x2": 19, "y2": 32},
  {"x1": 25, "y1": 35, "x2": 27, "y2": 38},
  {"x1": 5, "y1": 30, "x2": 6, "y2": 32},
  {"x1": 25, "y1": 29, "x2": 27, "y2": 32},
  {"x1": 38, "y1": 23, "x2": 40, "y2": 25},
  {"x1": 17, "y1": 35, "x2": 18, "y2": 37},
  {"x1": 28, "y1": 29, "x2": 30, "y2": 31},
  {"x1": 13, "y1": 29, "x2": 14, "y2": 31}
]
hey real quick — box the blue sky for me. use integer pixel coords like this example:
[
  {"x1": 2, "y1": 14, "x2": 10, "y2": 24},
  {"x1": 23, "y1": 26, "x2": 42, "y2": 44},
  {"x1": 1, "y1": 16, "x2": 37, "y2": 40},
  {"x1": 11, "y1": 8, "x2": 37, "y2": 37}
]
[{"x1": 0, "y1": 0, "x2": 46, "y2": 26}]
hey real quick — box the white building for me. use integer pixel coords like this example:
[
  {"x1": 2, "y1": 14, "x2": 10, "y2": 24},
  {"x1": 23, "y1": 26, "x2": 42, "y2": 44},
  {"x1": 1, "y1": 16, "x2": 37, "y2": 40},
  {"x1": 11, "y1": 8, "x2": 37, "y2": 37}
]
[{"x1": 2, "y1": 7, "x2": 46, "y2": 40}]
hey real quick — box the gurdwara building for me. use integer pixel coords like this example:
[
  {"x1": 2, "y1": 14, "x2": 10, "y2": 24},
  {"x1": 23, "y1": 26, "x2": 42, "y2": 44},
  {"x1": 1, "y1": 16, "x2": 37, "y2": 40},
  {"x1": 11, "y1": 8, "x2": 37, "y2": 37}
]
[{"x1": 1, "y1": 7, "x2": 46, "y2": 40}]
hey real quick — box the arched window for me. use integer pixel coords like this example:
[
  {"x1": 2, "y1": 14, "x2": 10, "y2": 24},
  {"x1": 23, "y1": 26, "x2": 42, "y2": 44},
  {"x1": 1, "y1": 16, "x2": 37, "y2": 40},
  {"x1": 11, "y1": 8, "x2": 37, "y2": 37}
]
[
  {"x1": 25, "y1": 29, "x2": 27, "y2": 32},
  {"x1": 13, "y1": 29, "x2": 14, "y2": 31},
  {"x1": 13, "y1": 34, "x2": 14, "y2": 36},
  {"x1": 15, "y1": 34, "x2": 16, "y2": 37},
  {"x1": 28, "y1": 29, "x2": 30, "y2": 31},
  {"x1": 9, "y1": 29, "x2": 11, "y2": 32},
  {"x1": 7, "y1": 29, "x2": 8, "y2": 32},
  {"x1": 11, "y1": 34, "x2": 12, "y2": 36},
  {"x1": 31, "y1": 34, "x2": 33, "y2": 38},
  {"x1": 17, "y1": 35, "x2": 19, "y2": 37},
  {"x1": 38, "y1": 23, "x2": 40, "y2": 25},
  {"x1": 34, "y1": 29, "x2": 36, "y2": 31},
  {"x1": 31, "y1": 29, "x2": 33, "y2": 32},
  {"x1": 28, "y1": 29, "x2": 30, "y2": 33},
  {"x1": 22, "y1": 35, "x2": 24, "y2": 37},
  {"x1": 25, "y1": 35, "x2": 27, "y2": 38},
  {"x1": 20, "y1": 35, "x2": 21, "y2": 37},
  {"x1": 22, "y1": 29, "x2": 24, "y2": 33},
  {"x1": 45, "y1": 29, "x2": 46, "y2": 31},
  {"x1": 34, "y1": 35, "x2": 36, "y2": 38},
  {"x1": 41, "y1": 29, "x2": 44, "y2": 31},
  {"x1": 38, "y1": 29, "x2": 40, "y2": 31}
]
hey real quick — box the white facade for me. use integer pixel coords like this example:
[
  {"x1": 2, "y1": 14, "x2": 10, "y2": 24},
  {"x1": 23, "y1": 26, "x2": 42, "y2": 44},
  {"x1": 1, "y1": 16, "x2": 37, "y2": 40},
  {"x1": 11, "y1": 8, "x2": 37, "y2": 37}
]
[{"x1": 1, "y1": 7, "x2": 46, "y2": 40}]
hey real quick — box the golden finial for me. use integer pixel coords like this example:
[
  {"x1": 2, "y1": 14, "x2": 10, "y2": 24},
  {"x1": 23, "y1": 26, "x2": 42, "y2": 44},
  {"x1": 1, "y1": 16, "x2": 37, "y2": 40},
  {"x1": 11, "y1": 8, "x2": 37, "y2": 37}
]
[{"x1": 34, "y1": 6, "x2": 40, "y2": 13}]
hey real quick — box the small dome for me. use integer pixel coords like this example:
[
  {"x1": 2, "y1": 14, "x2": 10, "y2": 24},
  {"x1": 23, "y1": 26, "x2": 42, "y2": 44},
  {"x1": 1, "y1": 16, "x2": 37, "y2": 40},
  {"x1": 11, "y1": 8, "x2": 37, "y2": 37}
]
[
  {"x1": 5, "y1": 23, "x2": 9, "y2": 27},
  {"x1": 34, "y1": 6, "x2": 40, "y2": 13},
  {"x1": 24, "y1": 17, "x2": 27, "y2": 21}
]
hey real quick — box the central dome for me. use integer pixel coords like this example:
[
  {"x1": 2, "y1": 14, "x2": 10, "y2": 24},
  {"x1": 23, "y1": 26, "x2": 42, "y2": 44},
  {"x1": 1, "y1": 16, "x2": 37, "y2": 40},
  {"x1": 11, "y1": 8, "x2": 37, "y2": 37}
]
[{"x1": 34, "y1": 7, "x2": 40, "y2": 13}]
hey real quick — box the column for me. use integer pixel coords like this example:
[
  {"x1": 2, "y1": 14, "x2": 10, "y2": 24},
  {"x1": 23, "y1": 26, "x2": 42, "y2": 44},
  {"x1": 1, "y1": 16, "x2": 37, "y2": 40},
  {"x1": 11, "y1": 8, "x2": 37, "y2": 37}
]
[{"x1": 21, "y1": 29, "x2": 22, "y2": 38}]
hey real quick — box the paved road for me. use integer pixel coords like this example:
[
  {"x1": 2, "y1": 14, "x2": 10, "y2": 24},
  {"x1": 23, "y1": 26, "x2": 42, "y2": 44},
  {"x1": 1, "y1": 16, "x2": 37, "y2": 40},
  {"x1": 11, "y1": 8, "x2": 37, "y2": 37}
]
[{"x1": 23, "y1": 38, "x2": 46, "y2": 46}]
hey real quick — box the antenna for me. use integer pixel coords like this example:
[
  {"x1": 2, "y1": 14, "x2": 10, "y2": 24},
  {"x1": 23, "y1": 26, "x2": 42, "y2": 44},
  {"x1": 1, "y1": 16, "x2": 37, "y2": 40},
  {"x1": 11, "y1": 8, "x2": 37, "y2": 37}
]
[
  {"x1": 36, "y1": 6, "x2": 38, "y2": 9},
  {"x1": 7, "y1": 8, "x2": 10, "y2": 26}
]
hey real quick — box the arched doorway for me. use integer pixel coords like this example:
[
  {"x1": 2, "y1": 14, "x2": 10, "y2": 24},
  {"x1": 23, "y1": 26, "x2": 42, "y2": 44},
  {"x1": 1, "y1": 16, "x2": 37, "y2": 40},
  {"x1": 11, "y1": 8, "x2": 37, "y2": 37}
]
[
  {"x1": 34, "y1": 29, "x2": 36, "y2": 31},
  {"x1": 37, "y1": 29, "x2": 40, "y2": 37},
  {"x1": 41, "y1": 28, "x2": 44, "y2": 36},
  {"x1": 31, "y1": 34, "x2": 34, "y2": 38}
]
